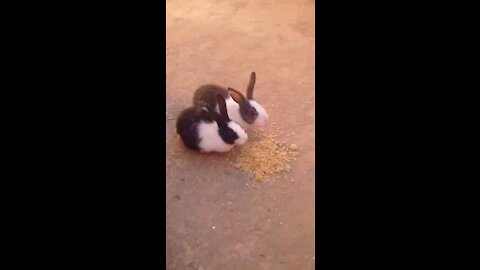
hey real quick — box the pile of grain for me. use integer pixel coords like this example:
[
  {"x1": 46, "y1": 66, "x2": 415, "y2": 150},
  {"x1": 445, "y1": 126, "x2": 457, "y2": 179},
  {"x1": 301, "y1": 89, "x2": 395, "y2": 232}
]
[{"x1": 232, "y1": 131, "x2": 299, "y2": 181}]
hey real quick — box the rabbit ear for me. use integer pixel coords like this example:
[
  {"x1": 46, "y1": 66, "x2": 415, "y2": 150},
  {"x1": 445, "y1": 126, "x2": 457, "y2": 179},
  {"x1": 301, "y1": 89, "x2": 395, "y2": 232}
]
[
  {"x1": 216, "y1": 94, "x2": 230, "y2": 121},
  {"x1": 246, "y1": 71, "x2": 256, "y2": 100},
  {"x1": 227, "y1": 88, "x2": 246, "y2": 105}
]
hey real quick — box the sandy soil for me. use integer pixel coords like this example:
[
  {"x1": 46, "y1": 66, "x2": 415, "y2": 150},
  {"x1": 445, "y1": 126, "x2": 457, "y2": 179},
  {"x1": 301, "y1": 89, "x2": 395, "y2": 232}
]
[{"x1": 166, "y1": 0, "x2": 315, "y2": 269}]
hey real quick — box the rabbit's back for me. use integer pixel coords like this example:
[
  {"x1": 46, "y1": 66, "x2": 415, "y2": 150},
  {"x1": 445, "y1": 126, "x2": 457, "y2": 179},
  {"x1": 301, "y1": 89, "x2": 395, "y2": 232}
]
[{"x1": 193, "y1": 84, "x2": 229, "y2": 109}]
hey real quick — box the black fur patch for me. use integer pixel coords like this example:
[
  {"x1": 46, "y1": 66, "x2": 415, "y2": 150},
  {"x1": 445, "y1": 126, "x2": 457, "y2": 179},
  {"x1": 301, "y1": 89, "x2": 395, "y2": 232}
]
[
  {"x1": 217, "y1": 122, "x2": 239, "y2": 145},
  {"x1": 239, "y1": 102, "x2": 258, "y2": 124}
]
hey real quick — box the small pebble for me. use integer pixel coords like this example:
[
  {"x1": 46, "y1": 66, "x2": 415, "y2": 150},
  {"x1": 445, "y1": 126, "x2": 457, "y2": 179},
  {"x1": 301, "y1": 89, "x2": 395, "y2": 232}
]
[{"x1": 212, "y1": 226, "x2": 215, "y2": 230}]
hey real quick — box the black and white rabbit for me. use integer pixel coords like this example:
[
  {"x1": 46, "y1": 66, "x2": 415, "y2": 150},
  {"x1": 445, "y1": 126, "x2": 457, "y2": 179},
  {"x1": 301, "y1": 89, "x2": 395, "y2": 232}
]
[
  {"x1": 176, "y1": 94, "x2": 248, "y2": 153},
  {"x1": 193, "y1": 72, "x2": 269, "y2": 129}
]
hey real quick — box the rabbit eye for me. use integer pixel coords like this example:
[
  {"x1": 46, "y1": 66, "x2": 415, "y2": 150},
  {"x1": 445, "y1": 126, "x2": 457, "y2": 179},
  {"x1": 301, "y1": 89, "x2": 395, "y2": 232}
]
[{"x1": 249, "y1": 109, "x2": 258, "y2": 116}]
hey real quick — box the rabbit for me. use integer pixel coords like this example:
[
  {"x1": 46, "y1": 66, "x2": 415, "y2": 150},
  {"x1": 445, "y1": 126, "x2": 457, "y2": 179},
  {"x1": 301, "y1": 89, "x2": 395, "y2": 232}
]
[
  {"x1": 192, "y1": 71, "x2": 269, "y2": 129},
  {"x1": 176, "y1": 94, "x2": 248, "y2": 153}
]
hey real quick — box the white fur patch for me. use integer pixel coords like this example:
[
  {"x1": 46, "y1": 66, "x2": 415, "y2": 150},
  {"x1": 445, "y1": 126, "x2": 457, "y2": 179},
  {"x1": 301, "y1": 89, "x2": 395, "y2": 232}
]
[
  {"x1": 198, "y1": 121, "x2": 242, "y2": 153},
  {"x1": 249, "y1": 100, "x2": 269, "y2": 126},
  {"x1": 197, "y1": 121, "x2": 234, "y2": 153}
]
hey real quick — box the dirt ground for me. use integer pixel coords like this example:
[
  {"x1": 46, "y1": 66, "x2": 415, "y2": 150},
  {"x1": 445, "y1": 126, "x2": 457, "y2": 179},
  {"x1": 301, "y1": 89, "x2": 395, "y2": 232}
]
[{"x1": 166, "y1": 0, "x2": 315, "y2": 269}]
